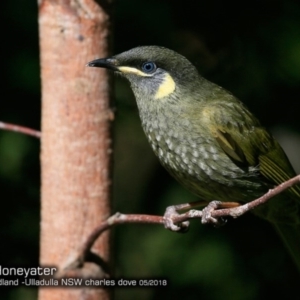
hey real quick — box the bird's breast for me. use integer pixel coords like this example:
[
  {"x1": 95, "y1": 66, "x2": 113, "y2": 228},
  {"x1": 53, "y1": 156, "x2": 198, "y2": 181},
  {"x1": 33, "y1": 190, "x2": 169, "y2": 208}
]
[
  {"x1": 144, "y1": 119, "x2": 223, "y2": 180},
  {"x1": 141, "y1": 114, "x2": 265, "y2": 202}
]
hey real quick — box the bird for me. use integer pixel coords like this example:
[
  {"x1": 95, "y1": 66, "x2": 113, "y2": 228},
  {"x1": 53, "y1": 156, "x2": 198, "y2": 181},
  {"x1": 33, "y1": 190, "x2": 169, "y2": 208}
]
[{"x1": 87, "y1": 46, "x2": 300, "y2": 270}]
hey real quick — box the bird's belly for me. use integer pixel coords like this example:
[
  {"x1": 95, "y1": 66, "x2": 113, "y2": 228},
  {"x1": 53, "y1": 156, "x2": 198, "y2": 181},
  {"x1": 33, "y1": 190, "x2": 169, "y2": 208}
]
[{"x1": 145, "y1": 128, "x2": 267, "y2": 203}]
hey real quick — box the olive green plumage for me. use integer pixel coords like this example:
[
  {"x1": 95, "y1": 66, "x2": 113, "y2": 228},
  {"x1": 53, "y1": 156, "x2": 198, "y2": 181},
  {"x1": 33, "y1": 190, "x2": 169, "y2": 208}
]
[{"x1": 88, "y1": 46, "x2": 300, "y2": 268}]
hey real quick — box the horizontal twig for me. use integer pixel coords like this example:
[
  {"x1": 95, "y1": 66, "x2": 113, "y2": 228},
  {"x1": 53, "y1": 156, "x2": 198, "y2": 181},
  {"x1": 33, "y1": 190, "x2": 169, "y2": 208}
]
[
  {"x1": 57, "y1": 174, "x2": 300, "y2": 278},
  {"x1": 0, "y1": 121, "x2": 41, "y2": 138}
]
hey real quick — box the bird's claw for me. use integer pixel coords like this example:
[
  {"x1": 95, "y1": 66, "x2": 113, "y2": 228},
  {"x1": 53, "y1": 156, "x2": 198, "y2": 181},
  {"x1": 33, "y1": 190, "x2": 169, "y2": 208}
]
[
  {"x1": 201, "y1": 200, "x2": 227, "y2": 227},
  {"x1": 163, "y1": 206, "x2": 190, "y2": 233}
]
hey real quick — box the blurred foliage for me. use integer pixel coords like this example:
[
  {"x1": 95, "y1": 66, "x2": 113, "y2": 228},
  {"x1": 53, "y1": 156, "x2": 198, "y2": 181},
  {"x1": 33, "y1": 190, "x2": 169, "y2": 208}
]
[{"x1": 1, "y1": 0, "x2": 300, "y2": 299}]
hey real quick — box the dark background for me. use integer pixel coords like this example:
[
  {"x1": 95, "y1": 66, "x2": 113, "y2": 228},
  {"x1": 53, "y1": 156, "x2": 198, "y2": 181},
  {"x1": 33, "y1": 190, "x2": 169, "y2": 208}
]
[{"x1": 1, "y1": 0, "x2": 300, "y2": 299}]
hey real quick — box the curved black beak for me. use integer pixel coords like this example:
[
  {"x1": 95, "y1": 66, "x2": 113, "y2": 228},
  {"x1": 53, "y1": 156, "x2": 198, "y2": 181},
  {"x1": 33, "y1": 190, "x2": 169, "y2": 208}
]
[{"x1": 86, "y1": 58, "x2": 118, "y2": 71}]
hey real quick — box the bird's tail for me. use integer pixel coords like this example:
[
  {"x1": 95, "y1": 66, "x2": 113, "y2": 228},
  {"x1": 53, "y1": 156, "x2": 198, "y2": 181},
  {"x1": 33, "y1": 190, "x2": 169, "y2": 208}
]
[{"x1": 273, "y1": 223, "x2": 300, "y2": 271}]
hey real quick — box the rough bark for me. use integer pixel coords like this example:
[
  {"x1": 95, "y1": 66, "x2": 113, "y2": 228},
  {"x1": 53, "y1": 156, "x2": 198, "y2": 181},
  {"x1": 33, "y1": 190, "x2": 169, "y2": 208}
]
[{"x1": 38, "y1": 0, "x2": 113, "y2": 299}]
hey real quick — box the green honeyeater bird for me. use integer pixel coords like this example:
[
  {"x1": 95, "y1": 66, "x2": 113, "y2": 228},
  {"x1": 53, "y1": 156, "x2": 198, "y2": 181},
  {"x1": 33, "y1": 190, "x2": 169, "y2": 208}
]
[{"x1": 87, "y1": 46, "x2": 300, "y2": 270}]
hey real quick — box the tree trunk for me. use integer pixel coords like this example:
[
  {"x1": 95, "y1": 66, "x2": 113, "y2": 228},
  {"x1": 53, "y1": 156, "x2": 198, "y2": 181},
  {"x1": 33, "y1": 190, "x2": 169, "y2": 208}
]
[{"x1": 38, "y1": 1, "x2": 113, "y2": 299}]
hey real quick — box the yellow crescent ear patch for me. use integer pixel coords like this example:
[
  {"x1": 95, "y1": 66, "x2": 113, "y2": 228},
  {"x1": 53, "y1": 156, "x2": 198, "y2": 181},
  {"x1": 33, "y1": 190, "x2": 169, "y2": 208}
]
[
  {"x1": 155, "y1": 73, "x2": 176, "y2": 99},
  {"x1": 118, "y1": 66, "x2": 176, "y2": 99}
]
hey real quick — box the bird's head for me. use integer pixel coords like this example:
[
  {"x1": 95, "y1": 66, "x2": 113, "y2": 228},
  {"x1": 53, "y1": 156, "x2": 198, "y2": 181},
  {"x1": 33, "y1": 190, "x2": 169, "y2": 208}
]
[{"x1": 87, "y1": 46, "x2": 201, "y2": 105}]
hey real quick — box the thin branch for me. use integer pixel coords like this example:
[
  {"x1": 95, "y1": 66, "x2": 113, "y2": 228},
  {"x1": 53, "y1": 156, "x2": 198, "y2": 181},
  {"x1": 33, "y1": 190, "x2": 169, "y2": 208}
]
[
  {"x1": 57, "y1": 174, "x2": 300, "y2": 278},
  {"x1": 0, "y1": 121, "x2": 41, "y2": 138},
  {"x1": 212, "y1": 173, "x2": 300, "y2": 218}
]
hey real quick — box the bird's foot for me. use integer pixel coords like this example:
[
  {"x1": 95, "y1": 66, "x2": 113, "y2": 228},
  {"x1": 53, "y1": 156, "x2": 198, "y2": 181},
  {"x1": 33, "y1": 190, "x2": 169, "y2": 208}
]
[
  {"x1": 163, "y1": 205, "x2": 190, "y2": 233},
  {"x1": 201, "y1": 201, "x2": 227, "y2": 227}
]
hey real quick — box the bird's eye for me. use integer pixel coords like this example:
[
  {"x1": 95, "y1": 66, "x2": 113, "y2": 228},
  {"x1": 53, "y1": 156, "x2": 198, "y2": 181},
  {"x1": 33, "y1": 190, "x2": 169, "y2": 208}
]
[{"x1": 141, "y1": 62, "x2": 157, "y2": 73}]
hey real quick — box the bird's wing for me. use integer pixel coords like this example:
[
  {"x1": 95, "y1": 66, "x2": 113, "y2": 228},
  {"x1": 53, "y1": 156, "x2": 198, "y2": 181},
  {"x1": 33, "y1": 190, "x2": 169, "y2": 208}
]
[
  {"x1": 200, "y1": 96, "x2": 300, "y2": 271},
  {"x1": 206, "y1": 101, "x2": 300, "y2": 198}
]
